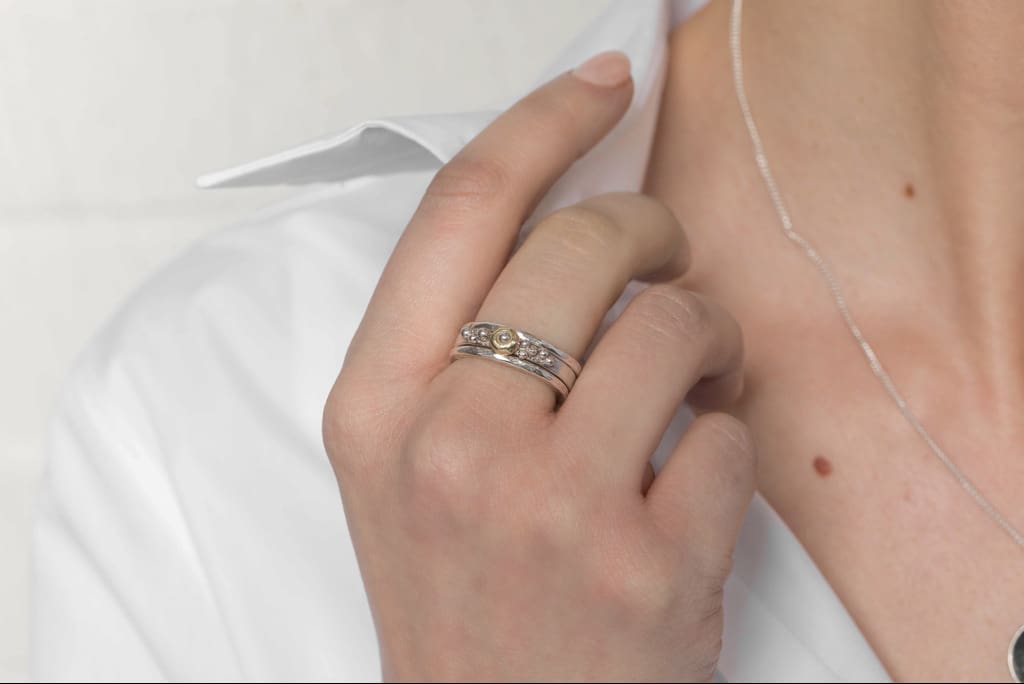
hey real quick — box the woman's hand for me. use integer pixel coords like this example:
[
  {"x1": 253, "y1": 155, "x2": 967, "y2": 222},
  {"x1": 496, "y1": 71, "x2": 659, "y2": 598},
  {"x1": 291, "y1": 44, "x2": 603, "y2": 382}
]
[{"x1": 323, "y1": 52, "x2": 755, "y2": 683}]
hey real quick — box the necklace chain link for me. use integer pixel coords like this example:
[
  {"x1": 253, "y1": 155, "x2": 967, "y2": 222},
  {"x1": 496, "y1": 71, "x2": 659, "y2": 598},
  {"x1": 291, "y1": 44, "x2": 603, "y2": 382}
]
[{"x1": 728, "y1": 0, "x2": 1024, "y2": 549}]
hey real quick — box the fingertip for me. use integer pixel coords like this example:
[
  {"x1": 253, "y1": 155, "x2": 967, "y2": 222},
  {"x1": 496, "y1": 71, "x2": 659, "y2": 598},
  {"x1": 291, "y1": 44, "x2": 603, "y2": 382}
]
[{"x1": 571, "y1": 50, "x2": 632, "y2": 88}]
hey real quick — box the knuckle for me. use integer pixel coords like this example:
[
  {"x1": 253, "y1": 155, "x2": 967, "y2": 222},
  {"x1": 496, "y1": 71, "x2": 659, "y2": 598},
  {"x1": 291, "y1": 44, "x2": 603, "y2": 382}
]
[
  {"x1": 403, "y1": 409, "x2": 482, "y2": 501},
  {"x1": 517, "y1": 88, "x2": 586, "y2": 146},
  {"x1": 585, "y1": 192, "x2": 690, "y2": 270},
  {"x1": 632, "y1": 284, "x2": 711, "y2": 344},
  {"x1": 423, "y1": 155, "x2": 511, "y2": 212},
  {"x1": 540, "y1": 205, "x2": 627, "y2": 263},
  {"x1": 593, "y1": 555, "x2": 678, "y2": 617},
  {"x1": 322, "y1": 378, "x2": 391, "y2": 475},
  {"x1": 322, "y1": 385, "x2": 355, "y2": 445},
  {"x1": 699, "y1": 412, "x2": 757, "y2": 470},
  {"x1": 515, "y1": 490, "x2": 580, "y2": 550}
]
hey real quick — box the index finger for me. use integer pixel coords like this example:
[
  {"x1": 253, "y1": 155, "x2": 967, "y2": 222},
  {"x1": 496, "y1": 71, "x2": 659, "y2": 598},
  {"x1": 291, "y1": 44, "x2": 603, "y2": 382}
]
[{"x1": 344, "y1": 51, "x2": 634, "y2": 384}]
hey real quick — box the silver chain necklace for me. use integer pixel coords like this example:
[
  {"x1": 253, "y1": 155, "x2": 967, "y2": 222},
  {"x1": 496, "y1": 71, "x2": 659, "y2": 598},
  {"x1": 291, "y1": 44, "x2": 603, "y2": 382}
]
[{"x1": 728, "y1": 0, "x2": 1024, "y2": 679}]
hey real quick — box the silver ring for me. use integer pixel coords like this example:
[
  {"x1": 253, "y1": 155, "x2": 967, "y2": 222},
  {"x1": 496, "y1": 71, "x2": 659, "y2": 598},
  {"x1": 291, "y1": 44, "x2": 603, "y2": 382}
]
[{"x1": 451, "y1": 322, "x2": 582, "y2": 402}]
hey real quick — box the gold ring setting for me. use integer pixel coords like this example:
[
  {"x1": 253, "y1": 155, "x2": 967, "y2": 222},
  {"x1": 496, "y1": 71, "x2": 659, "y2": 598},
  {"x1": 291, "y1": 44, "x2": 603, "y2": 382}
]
[{"x1": 451, "y1": 322, "x2": 581, "y2": 402}]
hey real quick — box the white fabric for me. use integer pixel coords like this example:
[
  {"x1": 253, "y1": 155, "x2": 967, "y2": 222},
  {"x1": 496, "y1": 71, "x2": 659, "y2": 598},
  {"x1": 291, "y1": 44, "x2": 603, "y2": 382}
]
[{"x1": 32, "y1": 1, "x2": 891, "y2": 681}]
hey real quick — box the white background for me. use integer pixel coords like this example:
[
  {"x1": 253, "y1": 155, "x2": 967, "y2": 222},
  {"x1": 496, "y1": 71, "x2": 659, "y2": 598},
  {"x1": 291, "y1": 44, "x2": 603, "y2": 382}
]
[{"x1": 0, "y1": 1, "x2": 608, "y2": 680}]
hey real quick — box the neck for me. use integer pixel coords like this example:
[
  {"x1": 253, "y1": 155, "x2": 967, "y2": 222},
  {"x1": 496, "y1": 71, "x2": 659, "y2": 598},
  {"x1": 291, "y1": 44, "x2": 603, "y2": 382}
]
[
  {"x1": 737, "y1": 0, "x2": 1024, "y2": 388},
  {"x1": 647, "y1": 5, "x2": 1024, "y2": 677}
]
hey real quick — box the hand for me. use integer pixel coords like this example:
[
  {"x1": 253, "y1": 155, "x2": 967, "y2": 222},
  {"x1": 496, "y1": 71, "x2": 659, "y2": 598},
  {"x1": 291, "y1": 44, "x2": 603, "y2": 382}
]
[{"x1": 323, "y1": 51, "x2": 754, "y2": 683}]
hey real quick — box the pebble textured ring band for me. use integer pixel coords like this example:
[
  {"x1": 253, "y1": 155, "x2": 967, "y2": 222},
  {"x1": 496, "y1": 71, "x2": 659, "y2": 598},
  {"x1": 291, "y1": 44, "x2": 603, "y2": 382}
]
[{"x1": 451, "y1": 322, "x2": 582, "y2": 402}]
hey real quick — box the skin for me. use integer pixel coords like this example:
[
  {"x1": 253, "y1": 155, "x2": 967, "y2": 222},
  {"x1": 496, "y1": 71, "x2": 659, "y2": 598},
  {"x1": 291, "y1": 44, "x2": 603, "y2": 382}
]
[
  {"x1": 325, "y1": 1, "x2": 1024, "y2": 680},
  {"x1": 646, "y1": 1, "x2": 1024, "y2": 680},
  {"x1": 325, "y1": 55, "x2": 752, "y2": 682}
]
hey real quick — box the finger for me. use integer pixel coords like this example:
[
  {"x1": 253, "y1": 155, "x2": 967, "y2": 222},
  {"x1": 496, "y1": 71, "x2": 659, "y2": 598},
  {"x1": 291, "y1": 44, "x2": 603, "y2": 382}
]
[
  {"x1": 479, "y1": 193, "x2": 689, "y2": 355},
  {"x1": 443, "y1": 193, "x2": 689, "y2": 406},
  {"x1": 558, "y1": 285, "x2": 744, "y2": 481},
  {"x1": 345, "y1": 52, "x2": 634, "y2": 384},
  {"x1": 645, "y1": 412, "x2": 756, "y2": 568}
]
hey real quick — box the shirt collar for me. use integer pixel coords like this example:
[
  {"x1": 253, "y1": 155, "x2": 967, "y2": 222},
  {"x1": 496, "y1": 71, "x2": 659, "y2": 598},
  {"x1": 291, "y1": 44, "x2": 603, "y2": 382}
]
[
  {"x1": 197, "y1": 1, "x2": 702, "y2": 192},
  {"x1": 198, "y1": 1, "x2": 890, "y2": 680}
]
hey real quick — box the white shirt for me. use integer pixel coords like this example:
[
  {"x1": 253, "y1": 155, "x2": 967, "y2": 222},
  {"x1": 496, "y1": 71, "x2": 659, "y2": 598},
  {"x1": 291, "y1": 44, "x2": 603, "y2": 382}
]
[{"x1": 32, "y1": 1, "x2": 891, "y2": 681}]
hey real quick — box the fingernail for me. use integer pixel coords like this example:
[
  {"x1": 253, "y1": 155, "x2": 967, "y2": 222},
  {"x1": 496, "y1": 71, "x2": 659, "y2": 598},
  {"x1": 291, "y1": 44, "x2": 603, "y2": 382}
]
[{"x1": 572, "y1": 51, "x2": 631, "y2": 88}]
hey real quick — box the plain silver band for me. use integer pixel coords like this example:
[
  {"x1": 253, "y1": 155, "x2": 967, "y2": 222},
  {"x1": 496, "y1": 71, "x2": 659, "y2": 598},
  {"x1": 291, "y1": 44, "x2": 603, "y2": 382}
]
[
  {"x1": 454, "y1": 341, "x2": 577, "y2": 391},
  {"x1": 451, "y1": 345, "x2": 570, "y2": 402},
  {"x1": 456, "y1": 321, "x2": 582, "y2": 376}
]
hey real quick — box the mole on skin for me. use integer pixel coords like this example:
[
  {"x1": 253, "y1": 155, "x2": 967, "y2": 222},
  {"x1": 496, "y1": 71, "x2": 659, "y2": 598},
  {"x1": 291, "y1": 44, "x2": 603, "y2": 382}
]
[
  {"x1": 813, "y1": 455, "x2": 833, "y2": 477},
  {"x1": 904, "y1": 181, "x2": 915, "y2": 199}
]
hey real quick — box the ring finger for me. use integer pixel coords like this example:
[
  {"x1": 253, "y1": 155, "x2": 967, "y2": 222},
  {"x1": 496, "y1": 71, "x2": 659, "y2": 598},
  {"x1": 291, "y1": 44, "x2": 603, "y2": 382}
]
[{"x1": 441, "y1": 192, "x2": 689, "y2": 407}]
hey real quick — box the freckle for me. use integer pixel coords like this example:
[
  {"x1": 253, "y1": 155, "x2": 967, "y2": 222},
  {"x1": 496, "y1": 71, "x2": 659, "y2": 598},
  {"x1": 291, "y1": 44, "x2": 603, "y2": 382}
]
[
  {"x1": 904, "y1": 182, "x2": 915, "y2": 199},
  {"x1": 812, "y1": 455, "x2": 833, "y2": 477}
]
